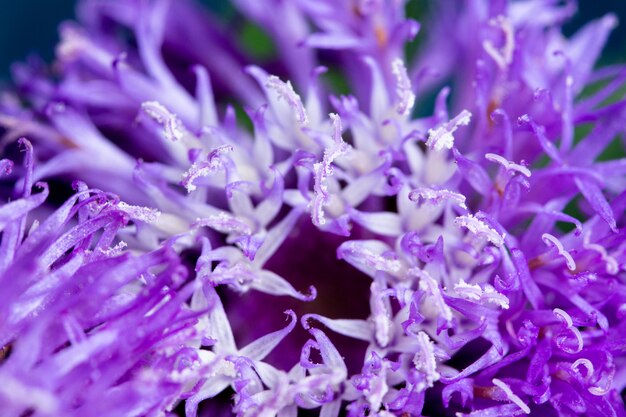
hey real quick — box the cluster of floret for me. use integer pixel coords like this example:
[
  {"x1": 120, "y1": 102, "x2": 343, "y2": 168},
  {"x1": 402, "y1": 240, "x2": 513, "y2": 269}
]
[{"x1": 0, "y1": 1, "x2": 625, "y2": 416}]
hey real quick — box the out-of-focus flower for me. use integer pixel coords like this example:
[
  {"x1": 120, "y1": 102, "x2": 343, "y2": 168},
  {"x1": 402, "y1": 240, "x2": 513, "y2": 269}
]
[
  {"x1": 0, "y1": 139, "x2": 198, "y2": 416},
  {"x1": 1, "y1": 0, "x2": 626, "y2": 416}
]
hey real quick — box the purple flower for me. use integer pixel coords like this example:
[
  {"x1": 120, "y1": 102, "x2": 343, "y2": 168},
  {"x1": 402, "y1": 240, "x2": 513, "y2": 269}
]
[
  {"x1": 0, "y1": 140, "x2": 200, "y2": 416},
  {"x1": 1, "y1": 1, "x2": 626, "y2": 416}
]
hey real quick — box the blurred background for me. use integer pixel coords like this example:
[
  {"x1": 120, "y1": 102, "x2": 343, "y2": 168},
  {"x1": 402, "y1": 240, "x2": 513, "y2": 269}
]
[
  {"x1": 1, "y1": 0, "x2": 626, "y2": 81},
  {"x1": 0, "y1": 0, "x2": 232, "y2": 80}
]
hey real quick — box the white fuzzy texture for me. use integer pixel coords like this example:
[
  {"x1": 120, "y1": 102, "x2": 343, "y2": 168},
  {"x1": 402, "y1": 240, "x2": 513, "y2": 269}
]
[
  {"x1": 370, "y1": 281, "x2": 393, "y2": 348},
  {"x1": 97, "y1": 241, "x2": 128, "y2": 257},
  {"x1": 266, "y1": 75, "x2": 309, "y2": 126},
  {"x1": 409, "y1": 188, "x2": 467, "y2": 209},
  {"x1": 196, "y1": 212, "x2": 253, "y2": 235},
  {"x1": 454, "y1": 280, "x2": 509, "y2": 309},
  {"x1": 0, "y1": 375, "x2": 59, "y2": 414},
  {"x1": 413, "y1": 332, "x2": 440, "y2": 388},
  {"x1": 426, "y1": 110, "x2": 472, "y2": 151},
  {"x1": 141, "y1": 101, "x2": 185, "y2": 142},
  {"x1": 117, "y1": 202, "x2": 161, "y2": 224},
  {"x1": 391, "y1": 58, "x2": 415, "y2": 116},
  {"x1": 311, "y1": 113, "x2": 350, "y2": 226},
  {"x1": 182, "y1": 145, "x2": 233, "y2": 192},
  {"x1": 360, "y1": 248, "x2": 402, "y2": 273},
  {"x1": 454, "y1": 214, "x2": 505, "y2": 247}
]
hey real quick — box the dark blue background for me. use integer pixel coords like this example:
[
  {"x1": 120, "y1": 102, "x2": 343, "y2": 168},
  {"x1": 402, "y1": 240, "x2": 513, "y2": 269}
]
[
  {"x1": 0, "y1": 0, "x2": 625, "y2": 80},
  {"x1": 0, "y1": 0, "x2": 75, "y2": 79},
  {"x1": 0, "y1": 0, "x2": 233, "y2": 80}
]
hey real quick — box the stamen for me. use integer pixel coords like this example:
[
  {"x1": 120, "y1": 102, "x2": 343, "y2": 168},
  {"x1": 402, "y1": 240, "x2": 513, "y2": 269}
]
[
  {"x1": 409, "y1": 188, "x2": 467, "y2": 209},
  {"x1": 454, "y1": 214, "x2": 505, "y2": 247},
  {"x1": 117, "y1": 202, "x2": 161, "y2": 224},
  {"x1": 141, "y1": 101, "x2": 185, "y2": 142},
  {"x1": 265, "y1": 75, "x2": 309, "y2": 126},
  {"x1": 194, "y1": 212, "x2": 253, "y2": 235},
  {"x1": 413, "y1": 331, "x2": 440, "y2": 388},
  {"x1": 454, "y1": 281, "x2": 509, "y2": 309},
  {"x1": 426, "y1": 110, "x2": 472, "y2": 151},
  {"x1": 181, "y1": 145, "x2": 233, "y2": 192},
  {"x1": 370, "y1": 281, "x2": 393, "y2": 348},
  {"x1": 391, "y1": 58, "x2": 415, "y2": 116},
  {"x1": 311, "y1": 114, "x2": 350, "y2": 226}
]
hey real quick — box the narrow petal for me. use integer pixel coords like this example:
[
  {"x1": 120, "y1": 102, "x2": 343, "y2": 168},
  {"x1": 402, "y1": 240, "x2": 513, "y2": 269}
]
[{"x1": 239, "y1": 310, "x2": 297, "y2": 361}]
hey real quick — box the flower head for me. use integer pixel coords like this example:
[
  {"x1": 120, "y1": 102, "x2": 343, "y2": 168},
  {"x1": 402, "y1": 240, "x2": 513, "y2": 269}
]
[{"x1": 1, "y1": 1, "x2": 626, "y2": 416}]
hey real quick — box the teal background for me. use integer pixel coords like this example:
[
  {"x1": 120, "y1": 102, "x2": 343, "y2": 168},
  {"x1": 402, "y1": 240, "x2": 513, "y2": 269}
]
[
  {"x1": 0, "y1": 0, "x2": 75, "y2": 79},
  {"x1": 0, "y1": 0, "x2": 233, "y2": 80}
]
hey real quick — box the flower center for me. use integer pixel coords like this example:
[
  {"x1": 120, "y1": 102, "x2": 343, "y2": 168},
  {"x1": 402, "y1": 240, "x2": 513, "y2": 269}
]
[{"x1": 222, "y1": 217, "x2": 372, "y2": 372}]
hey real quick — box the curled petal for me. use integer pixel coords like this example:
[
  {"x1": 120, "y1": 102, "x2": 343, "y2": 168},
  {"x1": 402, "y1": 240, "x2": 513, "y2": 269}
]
[
  {"x1": 442, "y1": 378, "x2": 474, "y2": 408},
  {"x1": 306, "y1": 328, "x2": 347, "y2": 378},
  {"x1": 254, "y1": 270, "x2": 317, "y2": 301},
  {"x1": 301, "y1": 314, "x2": 371, "y2": 342},
  {"x1": 239, "y1": 310, "x2": 297, "y2": 361},
  {"x1": 571, "y1": 358, "x2": 595, "y2": 382},
  {"x1": 311, "y1": 114, "x2": 350, "y2": 227},
  {"x1": 541, "y1": 233, "x2": 576, "y2": 271},
  {"x1": 485, "y1": 153, "x2": 531, "y2": 178},
  {"x1": 492, "y1": 378, "x2": 531, "y2": 414}
]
